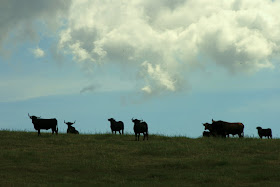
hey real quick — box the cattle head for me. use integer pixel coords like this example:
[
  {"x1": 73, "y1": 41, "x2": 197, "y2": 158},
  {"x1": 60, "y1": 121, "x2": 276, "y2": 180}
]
[
  {"x1": 132, "y1": 118, "x2": 141, "y2": 124},
  {"x1": 256, "y1": 126, "x2": 262, "y2": 130},
  {"x1": 203, "y1": 123, "x2": 213, "y2": 131},
  {"x1": 108, "y1": 118, "x2": 115, "y2": 122},
  {"x1": 64, "y1": 120, "x2": 76, "y2": 126},
  {"x1": 28, "y1": 113, "x2": 40, "y2": 120}
]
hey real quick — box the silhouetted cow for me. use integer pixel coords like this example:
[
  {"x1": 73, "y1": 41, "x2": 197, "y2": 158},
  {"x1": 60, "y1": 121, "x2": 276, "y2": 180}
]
[
  {"x1": 28, "y1": 113, "x2": 58, "y2": 136},
  {"x1": 108, "y1": 118, "x2": 124, "y2": 134},
  {"x1": 64, "y1": 120, "x2": 79, "y2": 134},
  {"x1": 203, "y1": 119, "x2": 244, "y2": 138},
  {"x1": 256, "y1": 127, "x2": 272, "y2": 139},
  {"x1": 132, "y1": 118, "x2": 148, "y2": 141}
]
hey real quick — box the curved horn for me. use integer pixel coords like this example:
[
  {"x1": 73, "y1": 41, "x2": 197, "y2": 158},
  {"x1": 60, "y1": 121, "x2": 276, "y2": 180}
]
[
  {"x1": 64, "y1": 120, "x2": 66, "y2": 124},
  {"x1": 73, "y1": 120, "x2": 76, "y2": 124},
  {"x1": 28, "y1": 113, "x2": 30, "y2": 117}
]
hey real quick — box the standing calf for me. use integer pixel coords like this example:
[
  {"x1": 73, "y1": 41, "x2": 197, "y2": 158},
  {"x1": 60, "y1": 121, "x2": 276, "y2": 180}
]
[
  {"x1": 108, "y1": 118, "x2": 124, "y2": 134},
  {"x1": 132, "y1": 118, "x2": 148, "y2": 141},
  {"x1": 256, "y1": 127, "x2": 272, "y2": 139}
]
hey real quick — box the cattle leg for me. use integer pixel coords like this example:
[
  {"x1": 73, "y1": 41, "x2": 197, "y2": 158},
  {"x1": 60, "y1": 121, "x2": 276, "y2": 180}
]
[
  {"x1": 135, "y1": 133, "x2": 137, "y2": 141},
  {"x1": 38, "y1": 129, "x2": 40, "y2": 136},
  {"x1": 121, "y1": 129, "x2": 123, "y2": 135}
]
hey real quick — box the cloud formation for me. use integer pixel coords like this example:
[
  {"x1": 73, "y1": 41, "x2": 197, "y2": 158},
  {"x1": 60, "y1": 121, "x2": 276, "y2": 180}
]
[
  {"x1": 58, "y1": 0, "x2": 280, "y2": 94},
  {"x1": 32, "y1": 47, "x2": 45, "y2": 58},
  {"x1": 0, "y1": 0, "x2": 71, "y2": 54},
  {"x1": 2, "y1": 0, "x2": 280, "y2": 95}
]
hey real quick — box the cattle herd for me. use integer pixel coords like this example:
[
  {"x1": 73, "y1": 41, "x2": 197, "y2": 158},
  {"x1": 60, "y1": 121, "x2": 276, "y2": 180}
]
[
  {"x1": 28, "y1": 114, "x2": 273, "y2": 140},
  {"x1": 28, "y1": 114, "x2": 148, "y2": 140},
  {"x1": 203, "y1": 119, "x2": 273, "y2": 139}
]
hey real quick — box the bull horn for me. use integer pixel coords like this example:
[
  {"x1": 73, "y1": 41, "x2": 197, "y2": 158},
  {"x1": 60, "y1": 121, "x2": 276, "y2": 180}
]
[
  {"x1": 64, "y1": 120, "x2": 66, "y2": 124},
  {"x1": 73, "y1": 120, "x2": 76, "y2": 124},
  {"x1": 28, "y1": 113, "x2": 30, "y2": 117}
]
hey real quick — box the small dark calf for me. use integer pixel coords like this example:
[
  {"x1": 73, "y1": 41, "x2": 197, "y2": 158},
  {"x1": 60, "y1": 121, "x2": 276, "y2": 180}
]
[
  {"x1": 256, "y1": 127, "x2": 272, "y2": 139},
  {"x1": 108, "y1": 118, "x2": 124, "y2": 134},
  {"x1": 202, "y1": 131, "x2": 212, "y2": 137}
]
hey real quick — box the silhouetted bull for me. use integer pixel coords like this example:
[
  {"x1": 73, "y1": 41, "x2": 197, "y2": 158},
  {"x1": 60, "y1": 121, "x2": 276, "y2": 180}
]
[
  {"x1": 132, "y1": 118, "x2": 148, "y2": 141},
  {"x1": 203, "y1": 119, "x2": 244, "y2": 138},
  {"x1": 64, "y1": 120, "x2": 79, "y2": 134},
  {"x1": 28, "y1": 113, "x2": 58, "y2": 136},
  {"x1": 256, "y1": 127, "x2": 272, "y2": 139},
  {"x1": 108, "y1": 118, "x2": 124, "y2": 134}
]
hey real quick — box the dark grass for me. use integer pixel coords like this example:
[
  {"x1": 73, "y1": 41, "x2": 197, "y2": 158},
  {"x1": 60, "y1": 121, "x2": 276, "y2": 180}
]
[{"x1": 0, "y1": 130, "x2": 280, "y2": 186}]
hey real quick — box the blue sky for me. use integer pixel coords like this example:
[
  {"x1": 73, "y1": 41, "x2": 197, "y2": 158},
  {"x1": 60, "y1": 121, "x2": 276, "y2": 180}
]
[{"x1": 1, "y1": 0, "x2": 280, "y2": 138}]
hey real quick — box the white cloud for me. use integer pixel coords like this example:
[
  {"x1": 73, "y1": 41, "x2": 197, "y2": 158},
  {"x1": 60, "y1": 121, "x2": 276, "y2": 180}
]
[
  {"x1": 2, "y1": 0, "x2": 280, "y2": 95},
  {"x1": 56, "y1": 0, "x2": 280, "y2": 95},
  {"x1": 32, "y1": 47, "x2": 45, "y2": 58}
]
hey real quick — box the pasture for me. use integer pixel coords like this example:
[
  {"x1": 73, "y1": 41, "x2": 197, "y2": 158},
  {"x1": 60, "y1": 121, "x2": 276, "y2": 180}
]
[{"x1": 0, "y1": 130, "x2": 280, "y2": 186}]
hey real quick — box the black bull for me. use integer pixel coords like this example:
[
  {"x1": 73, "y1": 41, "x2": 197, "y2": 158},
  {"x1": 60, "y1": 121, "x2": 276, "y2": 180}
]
[
  {"x1": 28, "y1": 114, "x2": 58, "y2": 136},
  {"x1": 203, "y1": 119, "x2": 244, "y2": 138}
]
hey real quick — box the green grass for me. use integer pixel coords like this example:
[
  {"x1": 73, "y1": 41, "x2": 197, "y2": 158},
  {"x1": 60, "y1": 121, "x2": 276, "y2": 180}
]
[{"x1": 0, "y1": 131, "x2": 280, "y2": 186}]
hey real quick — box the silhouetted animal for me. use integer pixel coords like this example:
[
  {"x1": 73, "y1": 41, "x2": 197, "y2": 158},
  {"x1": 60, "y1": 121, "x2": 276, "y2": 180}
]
[
  {"x1": 202, "y1": 131, "x2": 212, "y2": 137},
  {"x1": 132, "y1": 118, "x2": 148, "y2": 141},
  {"x1": 203, "y1": 119, "x2": 244, "y2": 138},
  {"x1": 64, "y1": 120, "x2": 79, "y2": 134},
  {"x1": 108, "y1": 118, "x2": 124, "y2": 134},
  {"x1": 256, "y1": 127, "x2": 272, "y2": 139},
  {"x1": 28, "y1": 113, "x2": 58, "y2": 136}
]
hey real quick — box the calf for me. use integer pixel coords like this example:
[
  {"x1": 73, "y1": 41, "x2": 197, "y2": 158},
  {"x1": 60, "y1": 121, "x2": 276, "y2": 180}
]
[
  {"x1": 256, "y1": 127, "x2": 272, "y2": 139},
  {"x1": 202, "y1": 131, "x2": 212, "y2": 137}
]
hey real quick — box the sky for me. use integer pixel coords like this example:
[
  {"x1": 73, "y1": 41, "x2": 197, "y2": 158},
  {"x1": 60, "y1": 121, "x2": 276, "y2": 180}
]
[{"x1": 1, "y1": 0, "x2": 280, "y2": 138}]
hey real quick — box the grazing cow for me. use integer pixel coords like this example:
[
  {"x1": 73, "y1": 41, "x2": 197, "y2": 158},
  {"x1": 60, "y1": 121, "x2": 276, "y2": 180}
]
[
  {"x1": 28, "y1": 113, "x2": 58, "y2": 136},
  {"x1": 64, "y1": 120, "x2": 79, "y2": 134},
  {"x1": 202, "y1": 131, "x2": 212, "y2": 137},
  {"x1": 203, "y1": 119, "x2": 244, "y2": 138},
  {"x1": 256, "y1": 127, "x2": 272, "y2": 139},
  {"x1": 108, "y1": 118, "x2": 124, "y2": 134},
  {"x1": 132, "y1": 118, "x2": 148, "y2": 141}
]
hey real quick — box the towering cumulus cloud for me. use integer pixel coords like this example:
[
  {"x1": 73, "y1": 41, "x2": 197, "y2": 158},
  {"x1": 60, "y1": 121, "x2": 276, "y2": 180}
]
[
  {"x1": 58, "y1": 0, "x2": 280, "y2": 94},
  {"x1": 1, "y1": 0, "x2": 280, "y2": 95}
]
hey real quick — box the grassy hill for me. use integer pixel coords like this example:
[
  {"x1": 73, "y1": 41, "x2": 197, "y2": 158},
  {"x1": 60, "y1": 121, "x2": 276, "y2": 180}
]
[{"x1": 0, "y1": 131, "x2": 280, "y2": 186}]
